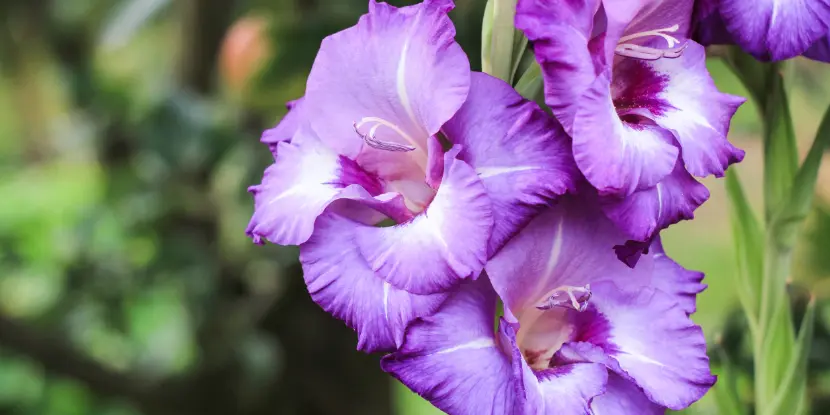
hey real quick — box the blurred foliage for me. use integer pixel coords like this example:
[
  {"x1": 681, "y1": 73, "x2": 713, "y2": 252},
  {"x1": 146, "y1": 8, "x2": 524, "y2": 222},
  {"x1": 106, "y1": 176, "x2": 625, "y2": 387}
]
[{"x1": 0, "y1": 1, "x2": 827, "y2": 415}]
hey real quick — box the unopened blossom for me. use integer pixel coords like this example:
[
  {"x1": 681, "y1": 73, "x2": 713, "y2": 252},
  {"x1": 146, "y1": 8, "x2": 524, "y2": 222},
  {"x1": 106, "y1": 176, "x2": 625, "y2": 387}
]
[
  {"x1": 246, "y1": 0, "x2": 576, "y2": 353},
  {"x1": 694, "y1": 0, "x2": 830, "y2": 62},
  {"x1": 516, "y1": 0, "x2": 745, "y2": 259},
  {"x1": 383, "y1": 197, "x2": 714, "y2": 414}
]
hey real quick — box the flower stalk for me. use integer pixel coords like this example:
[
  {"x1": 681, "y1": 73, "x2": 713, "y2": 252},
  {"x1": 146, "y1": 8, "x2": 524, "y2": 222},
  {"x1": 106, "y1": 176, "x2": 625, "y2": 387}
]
[{"x1": 723, "y1": 47, "x2": 826, "y2": 415}]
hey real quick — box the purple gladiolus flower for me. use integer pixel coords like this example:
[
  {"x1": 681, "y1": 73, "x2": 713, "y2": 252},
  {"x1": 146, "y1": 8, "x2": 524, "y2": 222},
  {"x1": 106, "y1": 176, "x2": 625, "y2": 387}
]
[
  {"x1": 246, "y1": 0, "x2": 577, "y2": 353},
  {"x1": 694, "y1": 0, "x2": 830, "y2": 62},
  {"x1": 516, "y1": 0, "x2": 745, "y2": 258},
  {"x1": 383, "y1": 197, "x2": 715, "y2": 414}
]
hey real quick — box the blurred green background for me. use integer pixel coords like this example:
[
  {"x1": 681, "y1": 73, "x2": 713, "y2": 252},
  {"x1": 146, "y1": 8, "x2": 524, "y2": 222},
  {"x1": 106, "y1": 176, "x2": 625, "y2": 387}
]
[{"x1": 0, "y1": 0, "x2": 828, "y2": 414}]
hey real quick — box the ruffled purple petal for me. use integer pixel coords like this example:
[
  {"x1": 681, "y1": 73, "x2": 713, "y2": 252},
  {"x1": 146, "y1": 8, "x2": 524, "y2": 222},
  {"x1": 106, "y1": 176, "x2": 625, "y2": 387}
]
[
  {"x1": 641, "y1": 41, "x2": 745, "y2": 178},
  {"x1": 573, "y1": 70, "x2": 679, "y2": 196},
  {"x1": 601, "y1": 160, "x2": 711, "y2": 242},
  {"x1": 617, "y1": 0, "x2": 694, "y2": 41},
  {"x1": 515, "y1": 0, "x2": 602, "y2": 131},
  {"x1": 504, "y1": 318, "x2": 609, "y2": 414},
  {"x1": 530, "y1": 364, "x2": 608, "y2": 414},
  {"x1": 573, "y1": 282, "x2": 716, "y2": 410},
  {"x1": 486, "y1": 197, "x2": 653, "y2": 317},
  {"x1": 650, "y1": 238, "x2": 706, "y2": 315},
  {"x1": 443, "y1": 72, "x2": 578, "y2": 255},
  {"x1": 720, "y1": 0, "x2": 830, "y2": 61},
  {"x1": 381, "y1": 279, "x2": 518, "y2": 415},
  {"x1": 300, "y1": 213, "x2": 447, "y2": 353},
  {"x1": 590, "y1": 373, "x2": 666, "y2": 414},
  {"x1": 805, "y1": 33, "x2": 830, "y2": 62},
  {"x1": 693, "y1": 0, "x2": 735, "y2": 46},
  {"x1": 261, "y1": 97, "x2": 304, "y2": 156},
  {"x1": 355, "y1": 148, "x2": 493, "y2": 295},
  {"x1": 246, "y1": 137, "x2": 409, "y2": 245},
  {"x1": 304, "y1": 0, "x2": 469, "y2": 158}
]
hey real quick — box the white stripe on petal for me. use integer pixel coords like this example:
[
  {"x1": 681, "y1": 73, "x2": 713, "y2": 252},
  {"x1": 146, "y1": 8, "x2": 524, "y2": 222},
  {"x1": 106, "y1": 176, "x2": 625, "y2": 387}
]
[
  {"x1": 383, "y1": 282, "x2": 391, "y2": 321},
  {"x1": 476, "y1": 166, "x2": 541, "y2": 179},
  {"x1": 434, "y1": 338, "x2": 496, "y2": 355}
]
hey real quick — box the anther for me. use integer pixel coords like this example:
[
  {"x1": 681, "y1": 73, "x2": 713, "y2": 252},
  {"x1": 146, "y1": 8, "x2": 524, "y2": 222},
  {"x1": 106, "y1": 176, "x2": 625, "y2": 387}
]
[{"x1": 536, "y1": 284, "x2": 592, "y2": 312}]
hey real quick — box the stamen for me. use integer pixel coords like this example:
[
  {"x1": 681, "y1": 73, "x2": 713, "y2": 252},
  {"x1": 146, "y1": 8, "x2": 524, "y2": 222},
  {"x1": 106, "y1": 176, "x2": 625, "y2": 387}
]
[
  {"x1": 354, "y1": 122, "x2": 416, "y2": 152},
  {"x1": 536, "y1": 284, "x2": 592, "y2": 312},
  {"x1": 615, "y1": 24, "x2": 687, "y2": 60},
  {"x1": 615, "y1": 43, "x2": 688, "y2": 60},
  {"x1": 354, "y1": 117, "x2": 418, "y2": 152},
  {"x1": 618, "y1": 24, "x2": 681, "y2": 47}
]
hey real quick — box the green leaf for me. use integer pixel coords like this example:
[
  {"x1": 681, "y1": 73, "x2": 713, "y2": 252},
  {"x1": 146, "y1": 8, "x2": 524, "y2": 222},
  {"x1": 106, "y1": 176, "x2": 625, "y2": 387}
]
[
  {"x1": 481, "y1": 0, "x2": 494, "y2": 71},
  {"x1": 763, "y1": 298, "x2": 816, "y2": 415},
  {"x1": 724, "y1": 169, "x2": 763, "y2": 329},
  {"x1": 510, "y1": 33, "x2": 529, "y2": 83},
  {"x1": 514, "y1": 60, "x2": 543, "y2": 104},
  {"x1": 762, "y1": 71, "x2": 799, "y2": 223},
  {"x1": 769, "y1": 104, "x2": 830, "y2": 249},
  {"x1": 99, "y1": 0, "x2": 172, "y2": 50},
  {"x1": 481, "y1": 0, "x2": 518, "y2": 82},
  {"x1": 712, "y1": 347, "x2": 746, "y2": 415}
]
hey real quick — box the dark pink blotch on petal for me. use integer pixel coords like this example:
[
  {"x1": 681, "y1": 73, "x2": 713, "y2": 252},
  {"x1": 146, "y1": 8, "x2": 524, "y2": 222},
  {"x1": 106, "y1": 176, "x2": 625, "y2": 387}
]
[{"x1": 573, "y1": 70, "x2": 679, "y2": 196}]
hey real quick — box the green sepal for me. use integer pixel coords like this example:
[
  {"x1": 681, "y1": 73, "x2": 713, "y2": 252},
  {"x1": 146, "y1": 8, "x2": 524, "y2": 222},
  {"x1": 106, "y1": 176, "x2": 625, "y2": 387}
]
[{"x1": 514, "y1": 60, "x2": 543, "y2": 105}]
